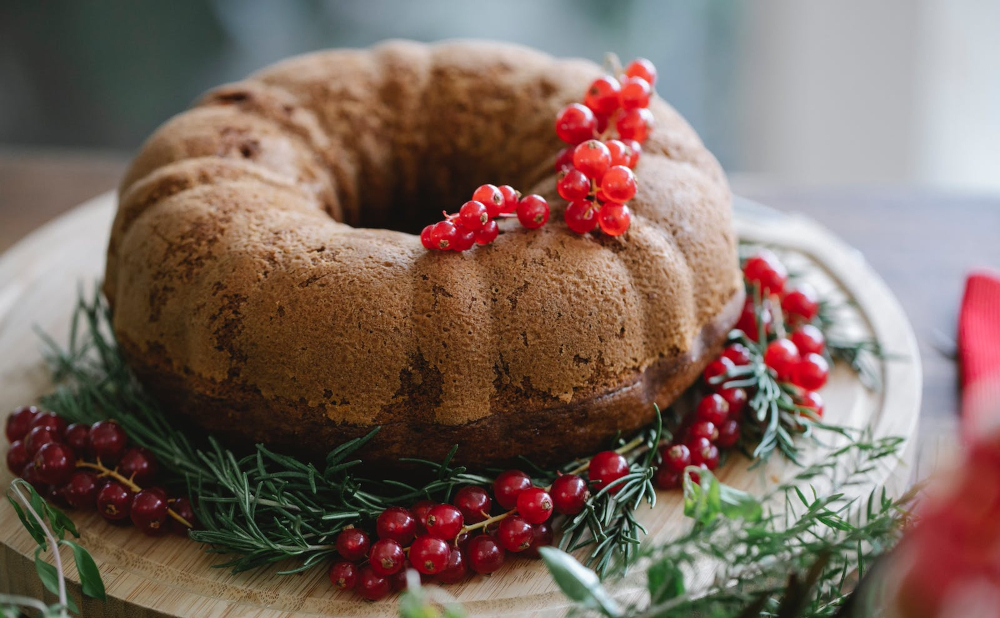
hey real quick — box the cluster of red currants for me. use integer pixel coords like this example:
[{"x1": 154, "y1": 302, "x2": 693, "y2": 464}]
[
  {"x1": 553, "y1": 57, "x2": 658, "y2": 237},
  {"x1": 4, "y1": 407, "x2": 195, "y2": 535},
  {"x1": 328, "y1": 449, "x2": 634, "y2": 601},
  {"x1": 420, "y1": 184, "x2": 550, "y2": 252}
]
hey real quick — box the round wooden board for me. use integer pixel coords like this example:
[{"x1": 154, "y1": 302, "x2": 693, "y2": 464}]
[{"x1": 0, "y1": 192, "x2": 921, "y2": 617}]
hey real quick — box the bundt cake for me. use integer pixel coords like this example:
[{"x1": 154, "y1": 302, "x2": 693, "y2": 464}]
[{"x1": 103, "y1": 40, "x2": 744, "y2": 470}]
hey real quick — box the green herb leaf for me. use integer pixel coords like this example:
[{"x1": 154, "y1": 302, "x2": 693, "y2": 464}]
[
  {"x1": 538, "y1": 547, "x2": 620, "y2": 617},
  {"x1": 647, "y1": 560, "x2": 685, "y2": 605},
  {"x1": 60, "y1": 540, "x2": 106, "y2": 601},
  {"x1": 6, "y1": 494, "x2": 46, "y2": 548}
]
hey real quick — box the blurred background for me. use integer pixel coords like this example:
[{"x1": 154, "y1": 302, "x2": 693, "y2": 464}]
[{"x1": 2, "y1": 0, "x2": 999, "y2": 191}]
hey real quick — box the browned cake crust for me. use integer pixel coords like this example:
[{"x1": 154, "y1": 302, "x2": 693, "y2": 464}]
[{"x1": 103, "y1": 40, "x2": 743, "y2": 469}]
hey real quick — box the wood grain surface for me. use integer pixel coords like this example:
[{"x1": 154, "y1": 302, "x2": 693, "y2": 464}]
[{"x1": 0, "y1": 190, "x2": 921, "y2": 617}]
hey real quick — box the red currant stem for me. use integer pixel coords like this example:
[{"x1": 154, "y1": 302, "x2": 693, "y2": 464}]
[
  {"x1": 497, "y1": 213, "x2": 517, "y2": 219},
  {"x1": 459, "y1": 509, "x2": 514, "y2": 536},
  {"x1": 769, "y1": 295, "x2": 788, "y2": 340},
  {"x1": 76, "y1": 459, "x2": 194, "y2": 529}
]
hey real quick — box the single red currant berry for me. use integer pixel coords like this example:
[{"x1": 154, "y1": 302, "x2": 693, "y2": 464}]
[
  {"x1": 97, "y1": 480, "x2": 133, "y2": 522},
  {"x1": 497, "y1": 515, "x2": 533, "y2": 552},
  {"x1": 555, "y1": 103, "x2": 597, "y2": 145},
  {"x1": 453, "y1": 486, "x2": 492, "y2": 523},
  {"x1": 653, "y1": 466, "x2": 681, "y2": 490},
  {"x1": 471, "y1": 184, "x2": 504, "y2": 219},
  {"x1": 782, "y1": 283, "x2": 820, "y2": 323},
  {"x1": 376, "y1": 506, "x2": 417, "y2": 545},
  {"x1": 703, "y1": 356, "x2": 735, "y2": 388},
  {"x1": 335, "y1": 527, "x2": 370, "y2": 562},
  {"x1": 793, "y1": 353, "x2": 830, "y2": 391},
  {"x1": 436, "y1": 547, "x2": 468, "y2": 584},
  {"x1": 584, "y1": 75, "x2": 622, "y2": 116},
  {"x1": 409, "y1": 535, "x2": 450, "y2": 575},
  {"x1": 696, "y1": 394, "x2": 730, "y2": 426},
  {"x1": 498, "y1": 185, "x2": 520, "y2": 214},
  {"x1": 589, "y1": 451, "x2": 629, "y2": 493},
  {"x1": 492, "y1": 469, "x2": 532, "y2": 510},
  {"x1": 598, "y1": 202, "x2": 631, "y2": 236},
  {"x1": 525, "y1": 522, "x2": 554, "y2": 558},
  {"x1": 572, "y1": 139, "x2": 612, "y2": 180},
  {"x1": 557, "y1": 168, "x2": 592, "y2": 201},
  {"x1": 797, "y1": 391, "x2": 825, "y2": 417},
  {"x1": 60, "y1": 470, "x2": 99, "y2": 509},
  {"x1": 29, "y1": 412, "x2": 67, "y2": 437},
  {"x1": 420, "y1": 224, "x2": 436, "y2": 249},
  {"x1": 466, "y1": 534, "x2": 505, "y2": 574},
  {"x1": 621, "y1": 139, "x2": 642, "y2": 167},
  {"x1": 88, "y1": 420, "x2": 127, "y2": 464},
  {"x1": 118, "y1": 447, "x2": 159, "y2": 485},
  {"x1": 616, "y1": 108, "x2": 654, "y2": 143},
  {"x1": 410, "y1": 500, "x2": 436, "y2": 532},
  {"x1": 20, "y1": 461, "x2": 46, "y2": 492},
  {"x1": 688, "y1": 437, "x2": 720, "y2": 470},
  {"x1": 554, "y1": 147, "x2": 574, "y2": 173},
  {"x1": 516, "y1": 487, "x2": 553, "y2": 524},
  {"x1": 600, "y1": 165, "x2": 637, "y2": 203},
  {"x1": 791, "y1": 324, "x2": 826, "y2": 356},
  {"x1": 329, "y1": 561, "x2": 358, "y2": 591},
  {"x1": 170, "y1": 496, "x2": 198, "y2": 533},
  {"x1": 718, "y1": 387, "x2": 748, "y2": 418},
  {"x1": 33, "y1": 442, "x2": 75, "y2": 486},
  {"x1": 6, "y1": 440, "x2": 29, "y2": 476},
  {"x1": 625, "y1": 58, "x2": 658, "y2": 86},
  {"x1": 717, "y1": 419, "x2": 741, "y2": 449},
  {"x1": 24, "y1": 426, "x2": 63, "y2": 457},
  {"x1": 474, "y1": 219, "x2": 499, "y2": 245},
  {"x1": 428, "y1": 220, "x2": 458, "y2": 251},
  {"x1": 458, "y1": 200, "x2": 489, "y2": 232},
  {"x1": 369, "y1": 538, "x2": 405, "y2": 576},
  {"x1": 131, "y1": 488, "x2": 169, "y2": 535},
  {"x1": 450, "y1": 224, "x2": 475, "y2": 252},
  {"x1": 425, "y1": 504, "x2": 463, "y2": 540},
  {"x1": 619, "y1": 76, "x2": 652, "y2": 110},
  {"x1": 690, "y1": 421, "x2": 719, "y2": 443},
  {"x1": 550, "y1": 474, "x2": 588, "y2": 515},
  {"x1": 564, "y1": 200, "x2": 598, "y2": 234},
  {"x1": 5, "y1": 406, "x2": 40, "y2": 442},
  {"x1": 743, "y1": 250, "x2": 788, "y2": 295},
  {"x1": 516, "y1": 195, "x2": 549, "y2": 229},
  {"x1": 737, "y1": 297, "x2": 771, "y2": 342},
  {"x1": 605, "y1": 139, "x2": 633, "y2": 168},
  {"x1": 356, "y1": 565, "x2": 390, "y2": 601},
  {"x1": 63, "y1": 423, "x2": 90, "y2": 453},
  {"x1": 662, "y1": 444, "x2": 691, "y2": 473},
  {"x1": 722, "y1": 343, "x2": 753, "y2": 366},
  {"x1": 764, "y1": 338, "x2": 800, "y2": 381}
]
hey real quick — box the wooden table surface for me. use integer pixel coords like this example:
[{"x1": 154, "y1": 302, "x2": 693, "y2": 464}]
[{"x1": 2, "y1": 150, "x2": 998, "y2": 471}]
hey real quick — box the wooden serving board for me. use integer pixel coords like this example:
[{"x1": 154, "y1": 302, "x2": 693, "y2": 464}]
[{"x1": 0, "y1": 193, "x2": 921, "y2": 617}]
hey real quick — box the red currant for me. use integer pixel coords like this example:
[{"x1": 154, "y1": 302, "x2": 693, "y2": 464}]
[
  {"x1": 524, "y1": 522, "x2": 554, "y2": 558},
  {"x1": 6, "y1": 440, "x2": 28, "y2": 475},
  {"x1": 24, "y1": 426, "x2": 63, "y2": 457},
  {"x1": 696, "y1": 393, "x2": 730, "y2": 425},
  {"x1": 600, "y1": 165, "x2": 637, "y2": 203},
  {"x1": 516, "y1": 487, "x2": 553, "y2": 524},
  {"x1": 329, "y1": 561, "x2": 357, "y2": 591},
  {"x1": 335, "y1": 527, "x2": 370, "y2": 562},
  {"x1": 453, "y1": 485, "x2": 491, "y2": 523},
  {"x1": 410, "y1": 500, "x2": 436, "y2": 532},
  {"x1": 29, "y1": 412, "x2": 67, "y2": 437},
  {"x1": 737, "y1": 297, "x2": 771, "y2": 342},
  {"x1": 653, "y1": 467, "x2": 681, "y2": 490},
  {"x1": 63, "y1": 423, "x2": 90, "y2": 453},
  {"x1": 703, "y1": 356, "x2": 734, "y2": 387},
  {"x1": 88, "y1": 420, "x2": 127, "y2": 464},
  {"x1": 170, "y1": 496, "x2": 198, "y2": 533},
  {"x1": 471, "y1": 184, "x2": 504, "y2": 219},
  {"x1": 594, "y1": 112, "x2": 610, "y2": 135},
  {"x1": 690, "y1": 421, "x2": 719, "y2": 443},
  {"x1": 376, "y1": 506, "x2": 417, "y2": 545},
  {"x1": 516, "y1": 195, "x2": 549, "y2": 229},
  {"x1": 589, "y1": 451, "x2": 629, "y2": 493},
  {"x1": 572, "y1": 140, "x2": 612, "y2": 180},
  {"x1": 557, "y1": 169, "x2": 592, "y2": 201},
  {"x1": 458, "y1": 200, "x2": 489, "y2": 231},
  {"x1": 131, "y1": 488, "x2": 169, "y2": 535},
  {"x1": 369, "y1": 538, "x2": 405, "y2": 576},
  {"x1": 20, "y1": 462, "x2": 46, "y2": 492},
  {"x1": 722, "y1": 343, "x2": 753, "y2": 366},
  {"x1": 5, "y1": 406, "x2": 40, "y2": 442},
  {"x1": 662, "y1": 444, "x2": 691, "y2": 473},
  {"x1": 419, "y1": 224, "x2": 435, "y2": 249},
  {"x1": 743, "y1": 250, "x2": 788, "y2": 295},
  {"x1": 118, "y1": 447, "x2": 158, "y2": 484},
  {"x1": 425, "y1": 504, "x2": 463, "y2": 540},
  {"x1": 718, "y1": 387, "x2": 748, "y2": 418},
  {"x1": 616, "y1": 108, "x2": 654, "y2": 142},
  {"x1": 764, "y1": 338, "x2": 800, "y2": 381},
  {"x1": 60, "y1": 470, "x2": 99, "y2": 509},
  {"x1": 584, "y1": 75, "x2": 621, "y2": 116},
  {"x1": 498, "y1": 185, "x2": 520, "y2": 214},
  {"x1": 625, "y1": 58, "x2": 658, "y2": 86},
  {"x1": 436, "y1": 547, "x2": 468, "y2": 584},
  {"x1": 451, "y1": 224, "x2": 475, "y2": 252},
  {"x1": 409, "y1": 535, "x2": 450, "y2": 575},
  {"x1": 32, "y1": 442, "x2": 75, "y2": 486},
  {"x1": 687, "y1": 437, "x2": 720, "y2": 470},
  {"x1": 782, "y1": 283, "x2": 820, "y2": 323},
  {"x1": 621, "y1": 139, "x2": 642, "y2": 167},
  {"x1": 555, "y1": 147, "x2": 574, "y2": 172},
  {"x1": 550, "y1": 474, "x2": 588, "y2": 515},
  {"x1": 97, "y1": 480, "x2": 133, "y2": 522},
  {"x1": 717, "y1": 419, "x2": 741, "y2": 449},
  {"x1": 793, "y1": 353, "x2": 829, "y2": 391},
  {"x1": 492, "y1": 469, "x2": 532, "y2": 510},
  {"x1": 619, "y1": 77, "x2": 652, "y2": 110},
  {"x1": 797, "y1": 391, "x2": 825, "y2": 417},
  {"x1": 564, "y1": 200, "x2": 599, "y2": 234},
  {"x1": 466, "y1": 534, "x2": 505, "y2": 574},
  {"x1": 356, "y1": 565, "x2": 390, "y2": 601},
  {"x1": 497, "y1": 515, "x2": 533, "y2": 552},
  {"x1": 475, "y1": 219, "x2": 499, "y2": 245},
  {"x1": 598, "y1": 202, "x2": 631, "y2": 236},
  {"x1": 555, "y1": 103, "x2": 596, "y2": 145},
  {"x1": 605, "y1": 139, "x2": 634, "y2": 168},
  {"x1": 428, "y1": 220, "x2": 458, "y2": 251},
  {"x1": 791, "y1": 324, "x2": 826, "y2": 356}
]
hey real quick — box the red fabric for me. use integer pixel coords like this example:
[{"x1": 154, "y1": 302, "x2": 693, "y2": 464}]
[{"x1": 958, "y1": 271, "x2": 1000, "y2": 440}]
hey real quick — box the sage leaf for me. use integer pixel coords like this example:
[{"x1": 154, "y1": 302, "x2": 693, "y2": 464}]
[
  {"x1": 61, "y1": 540, "x2": 107, "y2": 601},
  {"x1": 539, "y1": 547, "x2": 620, "y2": 617}
]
